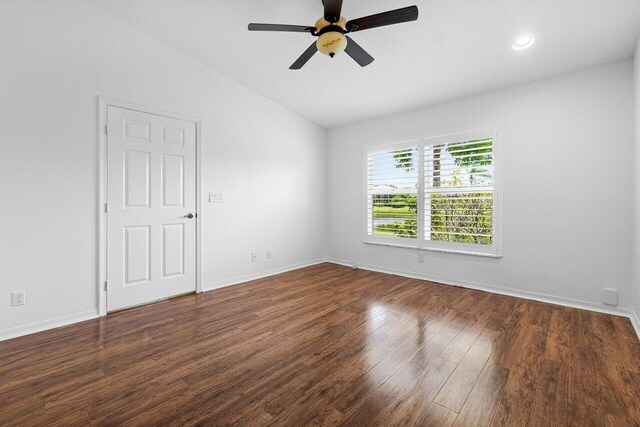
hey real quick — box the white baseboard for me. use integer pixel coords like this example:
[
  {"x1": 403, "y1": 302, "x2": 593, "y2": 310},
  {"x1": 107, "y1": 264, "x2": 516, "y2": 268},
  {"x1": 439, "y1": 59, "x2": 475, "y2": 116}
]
[
  {"x1": 0, "y1": 310, "x2": 99, "y2": 342},
  {"x1": 326, "y1": 257, "x2": 640, "y2": 337},
  {"x1": 629, "y1": 310, "x2": 640, "y2": 339},
  {"x1": 203, "y1": 258, "x2": 327, "y2": 292}
]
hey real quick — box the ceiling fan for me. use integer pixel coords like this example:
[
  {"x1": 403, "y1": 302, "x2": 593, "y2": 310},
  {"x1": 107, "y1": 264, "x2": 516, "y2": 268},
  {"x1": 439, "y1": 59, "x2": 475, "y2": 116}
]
[{"x1": 248, "y1": 0, "x2": 419, "y2": 69}]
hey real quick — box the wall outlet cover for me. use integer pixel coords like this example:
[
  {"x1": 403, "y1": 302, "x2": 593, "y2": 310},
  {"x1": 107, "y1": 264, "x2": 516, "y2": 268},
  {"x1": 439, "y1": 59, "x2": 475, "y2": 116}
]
[
  {"x1": 12, "y1": 291, "x2": 25, "y2": 306},
  {"x1": 209, "y1": 192, "x2": 223, "y2": 203},
  {"x1": 602, "y1": 288, "x2": 618, "y2": 306}
]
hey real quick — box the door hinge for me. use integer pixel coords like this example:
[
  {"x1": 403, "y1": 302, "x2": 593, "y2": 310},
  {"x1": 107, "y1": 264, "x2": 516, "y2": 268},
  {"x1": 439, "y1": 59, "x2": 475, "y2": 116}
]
[
  {"x1": 104, "y1": 125, "x2": 109, "y2": 135},
  {"x1": 104, "y1": 203, "x2": 108, "y2": 213},
  {"x1": 104, "y1": 281, "x2": 108, "y2": 291}
]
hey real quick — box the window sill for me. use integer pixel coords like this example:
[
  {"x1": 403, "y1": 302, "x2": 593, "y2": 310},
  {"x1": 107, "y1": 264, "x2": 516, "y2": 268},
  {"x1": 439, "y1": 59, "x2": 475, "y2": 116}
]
[{"x1": 363, "y1": 240, "x2": 502, "y2": 258}]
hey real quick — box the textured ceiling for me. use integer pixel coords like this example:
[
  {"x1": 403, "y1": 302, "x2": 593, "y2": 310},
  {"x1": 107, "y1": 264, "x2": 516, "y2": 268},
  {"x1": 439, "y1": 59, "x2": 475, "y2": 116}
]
[{"x1": 86, "y1": 0, "x2": 640, "y2": 128}]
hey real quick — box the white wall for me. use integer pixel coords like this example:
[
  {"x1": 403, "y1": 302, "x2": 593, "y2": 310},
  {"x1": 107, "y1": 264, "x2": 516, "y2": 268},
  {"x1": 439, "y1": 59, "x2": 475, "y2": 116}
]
[
  {"x1": 633, "y1": 36, "x2": 640, "y2": 319},
  {"x1": 328, "y1": 60, "x2": 634, "y2": 311},
  {"x1": 0, "y1": 0, "x2": 326, "y2": 338}
]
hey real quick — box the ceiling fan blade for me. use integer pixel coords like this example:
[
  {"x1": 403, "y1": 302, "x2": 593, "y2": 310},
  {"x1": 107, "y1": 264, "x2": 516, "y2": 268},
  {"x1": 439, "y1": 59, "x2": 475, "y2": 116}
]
[
  {"x1": 323, "y1": 0, "x2": 343, "y2": 23},
  {"x1": 290, "y1": 42, "x2": 318, "y2": 69},
  {"x1": 344, "y1": 36, "x2": 374, "y2": 67},
  {"x1": 346, "y1": 5, "x2": 418, "y2": 32},
  {"x1": 248, "y1": 23, "x2": 314, "y2": 33}
]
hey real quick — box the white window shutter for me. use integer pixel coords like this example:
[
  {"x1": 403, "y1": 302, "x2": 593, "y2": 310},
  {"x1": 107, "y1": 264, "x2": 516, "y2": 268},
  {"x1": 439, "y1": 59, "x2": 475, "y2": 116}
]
[
  {"x1": 367, "y1": 146, "x2": 419, "y2": 240},
  {"x1": 424, "y1": 137, "x2": 494, "y2": 246}
]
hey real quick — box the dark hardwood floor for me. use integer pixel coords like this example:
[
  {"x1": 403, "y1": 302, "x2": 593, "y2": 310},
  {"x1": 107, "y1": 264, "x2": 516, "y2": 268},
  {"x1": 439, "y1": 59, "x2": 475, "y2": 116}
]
[{"x1": 2, "y1": 263, "x2": 640, "y2": 426}]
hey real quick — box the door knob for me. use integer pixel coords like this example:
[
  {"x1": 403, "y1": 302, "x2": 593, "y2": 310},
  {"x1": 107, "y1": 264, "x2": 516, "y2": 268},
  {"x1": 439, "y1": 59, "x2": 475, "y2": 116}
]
[{"x1": 184, "y1": 213, "x2": 194, "y2": 219}]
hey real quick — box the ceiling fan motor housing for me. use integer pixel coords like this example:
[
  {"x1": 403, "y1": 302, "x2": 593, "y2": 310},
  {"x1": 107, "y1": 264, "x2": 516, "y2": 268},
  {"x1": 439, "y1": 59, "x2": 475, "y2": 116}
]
[{"x1": 315, "y1": 17, "x2": 347, "y2": 57}]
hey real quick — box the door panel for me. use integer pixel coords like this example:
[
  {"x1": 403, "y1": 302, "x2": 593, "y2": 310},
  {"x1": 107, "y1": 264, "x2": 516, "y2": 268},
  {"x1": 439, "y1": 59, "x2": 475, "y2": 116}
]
[
  {"x1": 162, "y1": 126, "x2": 185, "y2": 146},
  {"x1": 124, "y1": 150, "x2": 151, "y2": 208},
  {"x1": 107, "y1": 106, "x2": 196, "y2": 312},
  {"x1": 162, "y1": 154, "x2": 184, "y2": 208},
  {"x1": 124, "y1": 119, "x2": 151, "y2": 141},
  {"x1": 162, "y1": 223, "x2": 184, "y2": 278},
  {"x1": 124, "y1": 226, "x2": 150, "y2": 285}
]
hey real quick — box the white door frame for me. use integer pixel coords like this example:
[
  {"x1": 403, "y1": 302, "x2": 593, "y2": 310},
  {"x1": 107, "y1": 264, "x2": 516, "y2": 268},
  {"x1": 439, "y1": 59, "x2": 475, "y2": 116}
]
[{"x1": 97, "y1": 96, "x2": 203, "y2": 316}]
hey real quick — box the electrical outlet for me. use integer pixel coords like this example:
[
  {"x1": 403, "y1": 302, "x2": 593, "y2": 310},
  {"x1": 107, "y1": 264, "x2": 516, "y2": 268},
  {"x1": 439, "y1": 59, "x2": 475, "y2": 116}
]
[
  {"x1": 251, "y1": 253, "x2": 258, "y2": 262},
  {"x1": 418, "y1": 253, "x2": 424, "y2": 263},
  {"x1": 12, "y1": 291, "x2": 25, "y2": 306},
  {"x1": 209, "y1": 192, "x2": 223, "y2": 203},
  {"x1": 266, "y1": 250, "x2": 272, "y2": 259}
]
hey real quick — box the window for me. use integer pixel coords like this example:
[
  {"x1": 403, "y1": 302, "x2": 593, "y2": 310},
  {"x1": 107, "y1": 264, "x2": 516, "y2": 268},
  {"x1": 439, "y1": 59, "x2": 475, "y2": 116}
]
[{"x1": 364, "y1": 127, "x2": 500, "y2": 257}]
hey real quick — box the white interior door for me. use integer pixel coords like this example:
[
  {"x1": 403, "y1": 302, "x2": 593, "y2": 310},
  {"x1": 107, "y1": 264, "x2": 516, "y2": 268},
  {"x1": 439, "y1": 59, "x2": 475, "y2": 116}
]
[{"x1": 107, "y1": 106, "x2": 196, "y2": 312}]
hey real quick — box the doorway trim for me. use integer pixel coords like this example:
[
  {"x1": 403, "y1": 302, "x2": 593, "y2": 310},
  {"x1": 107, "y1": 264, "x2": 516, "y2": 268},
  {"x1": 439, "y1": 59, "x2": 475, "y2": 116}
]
[{"x1": 97, "y1": 96, "x2": 203, "y2": 316}]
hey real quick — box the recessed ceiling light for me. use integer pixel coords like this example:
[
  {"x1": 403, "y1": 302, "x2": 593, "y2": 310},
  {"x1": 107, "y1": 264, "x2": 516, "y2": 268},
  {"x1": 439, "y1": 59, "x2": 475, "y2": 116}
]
[{"x1": 512, "y1": 36, "x2": 535, "y2": 50}]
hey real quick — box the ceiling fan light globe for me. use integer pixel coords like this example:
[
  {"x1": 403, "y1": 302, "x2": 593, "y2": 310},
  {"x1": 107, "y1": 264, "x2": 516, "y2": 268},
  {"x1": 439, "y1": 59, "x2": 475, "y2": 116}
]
[
  {"x1": 315, "y1": 16, "x2": 346, "y2": 31},
  {"x1": 315, "y1": 17, "x2": 330, "y2": 31},
  {"x1": 316, "y1": 32, "x2": 347, "y2": 57}
]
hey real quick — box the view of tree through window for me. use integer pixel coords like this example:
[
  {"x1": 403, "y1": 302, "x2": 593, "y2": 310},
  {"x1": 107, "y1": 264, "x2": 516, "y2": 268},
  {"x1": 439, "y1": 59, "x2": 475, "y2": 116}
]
[{"x1": 367, "y1": 136, "x2": 494, "y2": 246}]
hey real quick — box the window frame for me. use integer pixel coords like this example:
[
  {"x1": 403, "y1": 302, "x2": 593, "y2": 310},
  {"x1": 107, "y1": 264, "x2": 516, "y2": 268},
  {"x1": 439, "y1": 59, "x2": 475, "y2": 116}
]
[{"x1": 362, "y1": 126, "x2": 502, "y2": 258}]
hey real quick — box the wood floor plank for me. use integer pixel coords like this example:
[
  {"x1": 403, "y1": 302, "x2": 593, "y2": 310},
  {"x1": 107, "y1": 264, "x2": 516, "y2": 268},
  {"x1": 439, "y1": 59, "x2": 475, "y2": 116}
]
[
  {"x1": 338, "y1": 362, "x2": 424, "y2": 426},
  {"x1": 377, "y1": 358, "x2": 457, "y2": 426},
  {"x1": 434, "y1": 327, "x2": 501, "y2": 412},
  {"x1": 544, "y1": 307, "x2": 574, "y2": 362},
  {"x1": 530, "y1": 358, "x2": 571, "y2": 425},
  {"x1": 491, "y1": 392, "x2": 534, "y2": 427},
  {"x1": 420, "y1": 402, "x2": 459, "y2": 427},
  {"x1": 329, "y1": 353, "x2": 399, "y2": 418},
  {"x1": 612, "y1": 316, "x2": 640, "y2": 374},
  {"x1": 0, "y1": 263, "x2": 638, "y2": 426},
  {"x1": 501, "y1": 325, "x2": 547, "y2": 399},
  {"x1": 452, "y1": 362, "x2": 510, "y2": 426}
]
